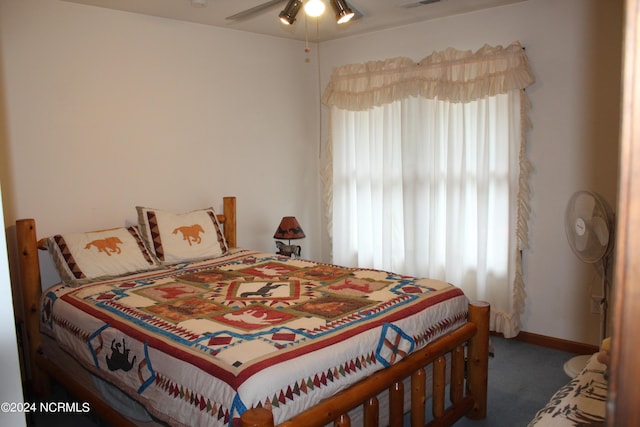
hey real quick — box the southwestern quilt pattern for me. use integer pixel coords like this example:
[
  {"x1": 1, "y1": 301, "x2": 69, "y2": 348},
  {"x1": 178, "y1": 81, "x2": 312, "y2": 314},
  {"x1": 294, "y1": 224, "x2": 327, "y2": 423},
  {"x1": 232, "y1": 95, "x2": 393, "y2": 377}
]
[{"x1": 41, "y1": 250, "x2": 469, "y2": 427}]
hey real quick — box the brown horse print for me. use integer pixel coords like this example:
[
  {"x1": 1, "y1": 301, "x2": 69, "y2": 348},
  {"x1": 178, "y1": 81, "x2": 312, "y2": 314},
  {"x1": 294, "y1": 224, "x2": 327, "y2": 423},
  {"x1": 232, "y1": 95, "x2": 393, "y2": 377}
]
[
  {"x1": 85, "y1": 237, "x2": 123, "y2": 256},
  {"x1": 172, "y1": 224, "x2": 205, "y2": 246}
]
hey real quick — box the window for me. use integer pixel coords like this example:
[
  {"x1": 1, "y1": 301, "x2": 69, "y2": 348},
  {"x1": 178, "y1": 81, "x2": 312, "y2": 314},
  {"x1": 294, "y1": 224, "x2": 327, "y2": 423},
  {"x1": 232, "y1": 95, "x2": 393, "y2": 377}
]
[{"x1": 322, "y1": 43, "x2": 534, "y2": 337}]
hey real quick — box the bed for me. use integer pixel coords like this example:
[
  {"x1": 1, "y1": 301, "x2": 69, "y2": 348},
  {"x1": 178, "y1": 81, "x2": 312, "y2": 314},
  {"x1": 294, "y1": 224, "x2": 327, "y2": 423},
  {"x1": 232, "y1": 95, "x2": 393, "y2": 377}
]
[{"x1": 15, "y1": 196, "x2": 489, "y2": 427}]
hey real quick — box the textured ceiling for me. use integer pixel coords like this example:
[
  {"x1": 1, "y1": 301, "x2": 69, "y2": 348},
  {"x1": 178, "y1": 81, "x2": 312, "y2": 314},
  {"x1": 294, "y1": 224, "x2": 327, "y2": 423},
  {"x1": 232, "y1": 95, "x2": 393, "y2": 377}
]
[{"x1": 62, "y1": 0, "x2": 527, "y2": 42}]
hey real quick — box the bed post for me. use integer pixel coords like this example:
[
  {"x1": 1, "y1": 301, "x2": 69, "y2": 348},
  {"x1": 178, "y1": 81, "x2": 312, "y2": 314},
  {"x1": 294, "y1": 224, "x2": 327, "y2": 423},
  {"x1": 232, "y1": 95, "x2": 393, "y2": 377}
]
[
  {"x1": 466, "y1": 301, "x2": 490, "y2": 419},
  {"x1": 15, "y1": 218, "x2": 51, "y2": 396},
  {"x1": 223, "y1": 196, "x2": 237, "y2": 248},
  {"x1": 241, "y1": 407, "x2": 274, "y2": 427}
]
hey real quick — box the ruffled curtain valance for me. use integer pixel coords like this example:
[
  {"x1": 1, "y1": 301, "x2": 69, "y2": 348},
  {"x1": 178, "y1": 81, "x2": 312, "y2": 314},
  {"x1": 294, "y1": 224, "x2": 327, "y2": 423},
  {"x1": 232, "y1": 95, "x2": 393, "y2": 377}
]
[{"x1": 322, "y1": 42, "x2": 534, "y2": 111}]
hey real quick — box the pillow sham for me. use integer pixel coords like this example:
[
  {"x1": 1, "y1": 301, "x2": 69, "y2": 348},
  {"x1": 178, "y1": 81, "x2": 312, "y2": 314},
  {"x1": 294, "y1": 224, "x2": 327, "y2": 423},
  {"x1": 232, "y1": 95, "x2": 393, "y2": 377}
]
[
  {"x1": 136, "y1": 206, "x2": 228, "y2": 265},
  {"x1": 47, "y1": 226, "x2": 158, "y2": 287}
]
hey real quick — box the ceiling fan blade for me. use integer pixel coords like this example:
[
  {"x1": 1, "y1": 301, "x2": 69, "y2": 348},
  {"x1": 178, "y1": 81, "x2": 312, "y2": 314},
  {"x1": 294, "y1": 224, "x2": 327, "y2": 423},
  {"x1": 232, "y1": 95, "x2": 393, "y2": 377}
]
[
  {"x1": 348, "y1": 1, "x2": 364, "y2": 20},
  {"x1": 401, "y1": 0, "x2": 442, "y2": 8},
  {"x1": 226, "y1": 0, "x2": 286, "y2": 22}
]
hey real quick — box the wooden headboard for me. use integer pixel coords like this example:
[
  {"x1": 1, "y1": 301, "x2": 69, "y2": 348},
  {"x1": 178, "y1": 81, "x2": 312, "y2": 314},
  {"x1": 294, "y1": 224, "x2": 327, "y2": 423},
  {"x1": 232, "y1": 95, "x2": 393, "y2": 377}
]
[
  {"x1": 15, "y1": 196, "x2": 237, "y2": 398},
  {"x1": 218, "y1": 196, "x2": 237, "y2": 249}
]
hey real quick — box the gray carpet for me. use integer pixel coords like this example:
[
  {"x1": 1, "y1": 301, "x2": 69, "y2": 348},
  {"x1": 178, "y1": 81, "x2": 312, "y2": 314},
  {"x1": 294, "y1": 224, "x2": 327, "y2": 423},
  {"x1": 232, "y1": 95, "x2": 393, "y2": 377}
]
[
  {"x1": 451, "y1": 336, "x2": 580, "y2": 427},
  {"x1": 28, "y1": 336, "x2": 580, "y2": 427}
]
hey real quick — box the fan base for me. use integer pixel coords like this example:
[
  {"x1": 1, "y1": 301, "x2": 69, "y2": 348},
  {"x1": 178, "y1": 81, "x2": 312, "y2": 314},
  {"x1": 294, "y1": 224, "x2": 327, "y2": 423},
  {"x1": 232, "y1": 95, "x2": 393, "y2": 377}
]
[{"x1": 563, "y1": 354, "x2": 593, "y2": 378}]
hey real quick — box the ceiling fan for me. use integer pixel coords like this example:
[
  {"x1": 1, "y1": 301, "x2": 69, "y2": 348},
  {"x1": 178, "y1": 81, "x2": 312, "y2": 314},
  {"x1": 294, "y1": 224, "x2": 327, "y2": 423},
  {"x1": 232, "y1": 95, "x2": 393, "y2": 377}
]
[{"x1": 226, "y1": 0, "x2": 356, "y2": 25}]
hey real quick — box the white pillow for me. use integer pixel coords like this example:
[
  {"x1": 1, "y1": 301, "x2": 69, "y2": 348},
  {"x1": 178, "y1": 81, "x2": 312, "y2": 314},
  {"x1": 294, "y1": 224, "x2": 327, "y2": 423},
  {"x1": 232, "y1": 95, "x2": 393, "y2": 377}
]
[
  {"x1": 47, "y1": 226, "x2": 158, "y2": 287},
  {"x1": 136, "y1": 206, "x2": 228, "y2": 265}
]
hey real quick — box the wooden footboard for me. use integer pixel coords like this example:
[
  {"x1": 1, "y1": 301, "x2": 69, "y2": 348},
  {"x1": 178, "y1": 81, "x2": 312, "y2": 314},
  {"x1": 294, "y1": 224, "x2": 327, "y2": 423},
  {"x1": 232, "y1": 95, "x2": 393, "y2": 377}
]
[{"x1": 241, "y1": 302, "x2": 489, "y2": 427}]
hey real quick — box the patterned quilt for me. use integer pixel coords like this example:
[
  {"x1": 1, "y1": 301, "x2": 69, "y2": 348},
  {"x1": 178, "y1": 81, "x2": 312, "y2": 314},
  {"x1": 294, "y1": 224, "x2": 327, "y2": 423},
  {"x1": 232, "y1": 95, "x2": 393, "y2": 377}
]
[{"x1": 41, "y1": 249, "x2": 469, "y2": 427}]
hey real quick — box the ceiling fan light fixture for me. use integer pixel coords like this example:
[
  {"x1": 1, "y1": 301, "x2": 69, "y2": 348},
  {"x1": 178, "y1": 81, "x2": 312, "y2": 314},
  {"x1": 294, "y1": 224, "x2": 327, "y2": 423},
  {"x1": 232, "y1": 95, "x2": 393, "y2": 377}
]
[
  {"x1": 331, "y1": 0, "x2": 354, "y2": 24},
  {"x1": 190, "y1": 0, "x2": 207, "y2": 8},
  {"x1": 304, "y1": 0, "x2": 326, "y2": 17},
  {"x1": 279, "y1": 0, "x2": 303, "y2": 25}
]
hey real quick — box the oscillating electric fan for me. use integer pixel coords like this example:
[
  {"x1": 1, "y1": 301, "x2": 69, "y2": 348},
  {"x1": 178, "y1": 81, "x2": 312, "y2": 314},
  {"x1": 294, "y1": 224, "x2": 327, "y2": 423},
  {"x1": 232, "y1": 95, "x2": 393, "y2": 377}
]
[{"x1": 563, "y1": 190, "x2": 615, "y2": 376}]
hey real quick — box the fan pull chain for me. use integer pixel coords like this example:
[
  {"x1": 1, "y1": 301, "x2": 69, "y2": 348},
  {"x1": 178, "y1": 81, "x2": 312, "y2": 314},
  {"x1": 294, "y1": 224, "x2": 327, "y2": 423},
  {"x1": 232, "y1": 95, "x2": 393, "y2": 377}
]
[
  {"x1": 304, "y1": 13, "x2": 310, "y2": 55},
  {"x1": 303, "y1": 15, "x2": 321, "y2": 62}
]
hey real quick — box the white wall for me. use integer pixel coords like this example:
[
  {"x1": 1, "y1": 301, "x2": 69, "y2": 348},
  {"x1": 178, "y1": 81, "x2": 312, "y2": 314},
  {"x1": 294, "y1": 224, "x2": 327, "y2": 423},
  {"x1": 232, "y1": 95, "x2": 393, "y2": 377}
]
[
  {"x1": 0, "y1": 0, "x2": 323, "y2": 289},
  {"x1": 318, "y1": 0, "x2": 623, "y2": 345}
]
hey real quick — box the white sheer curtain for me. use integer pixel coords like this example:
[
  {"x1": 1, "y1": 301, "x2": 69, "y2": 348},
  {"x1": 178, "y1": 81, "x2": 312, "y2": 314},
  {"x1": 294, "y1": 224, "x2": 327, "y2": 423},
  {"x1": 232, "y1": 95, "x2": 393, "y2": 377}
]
[{"x1": 321, "y1": 43, "x2": 534, "y2": 337}]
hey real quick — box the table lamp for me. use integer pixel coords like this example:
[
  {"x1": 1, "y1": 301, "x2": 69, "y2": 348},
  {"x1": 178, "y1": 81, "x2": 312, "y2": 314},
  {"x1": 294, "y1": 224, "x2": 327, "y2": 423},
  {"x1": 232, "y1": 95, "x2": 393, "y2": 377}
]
[{"x1": 273, "y1": 216, "x2": 305, "y2": 257}]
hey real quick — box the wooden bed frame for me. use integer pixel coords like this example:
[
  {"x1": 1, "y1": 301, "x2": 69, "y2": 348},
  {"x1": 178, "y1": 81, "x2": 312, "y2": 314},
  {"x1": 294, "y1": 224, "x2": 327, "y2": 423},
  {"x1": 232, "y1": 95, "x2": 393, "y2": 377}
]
[{"x1": 15, "y1": 196, "x2": 489, "y2": 427}]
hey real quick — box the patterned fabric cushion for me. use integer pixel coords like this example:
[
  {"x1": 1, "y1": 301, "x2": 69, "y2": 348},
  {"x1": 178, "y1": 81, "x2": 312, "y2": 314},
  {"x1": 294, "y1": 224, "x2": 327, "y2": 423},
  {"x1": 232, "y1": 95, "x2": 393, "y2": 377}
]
[
  {"x1": 47, "y1": 227, "x2": 158, "y2": 287},
  {"x1": 527, "y1": 354, "x2": 607, "y2": 426},
  {"x1": 136, "y1": 206, "x2": 228, "y2": 265}
]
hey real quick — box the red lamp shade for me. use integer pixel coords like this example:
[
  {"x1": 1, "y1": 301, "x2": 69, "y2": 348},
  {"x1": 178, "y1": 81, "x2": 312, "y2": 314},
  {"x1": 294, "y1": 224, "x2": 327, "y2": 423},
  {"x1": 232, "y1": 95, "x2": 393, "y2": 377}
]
[{"x1": 273, "y1": 217, "x2": 305, "y2": 240}]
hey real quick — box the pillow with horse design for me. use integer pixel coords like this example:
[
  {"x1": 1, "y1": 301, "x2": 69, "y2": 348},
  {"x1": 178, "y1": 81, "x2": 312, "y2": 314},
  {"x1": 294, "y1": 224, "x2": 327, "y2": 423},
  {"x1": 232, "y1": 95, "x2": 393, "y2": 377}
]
[
  {"x1": 136, "y1": 206, "x2": 228, "y2": 265},
  {"x1": 47, "y1": 226, "x2": 158, "y2": 287}
]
